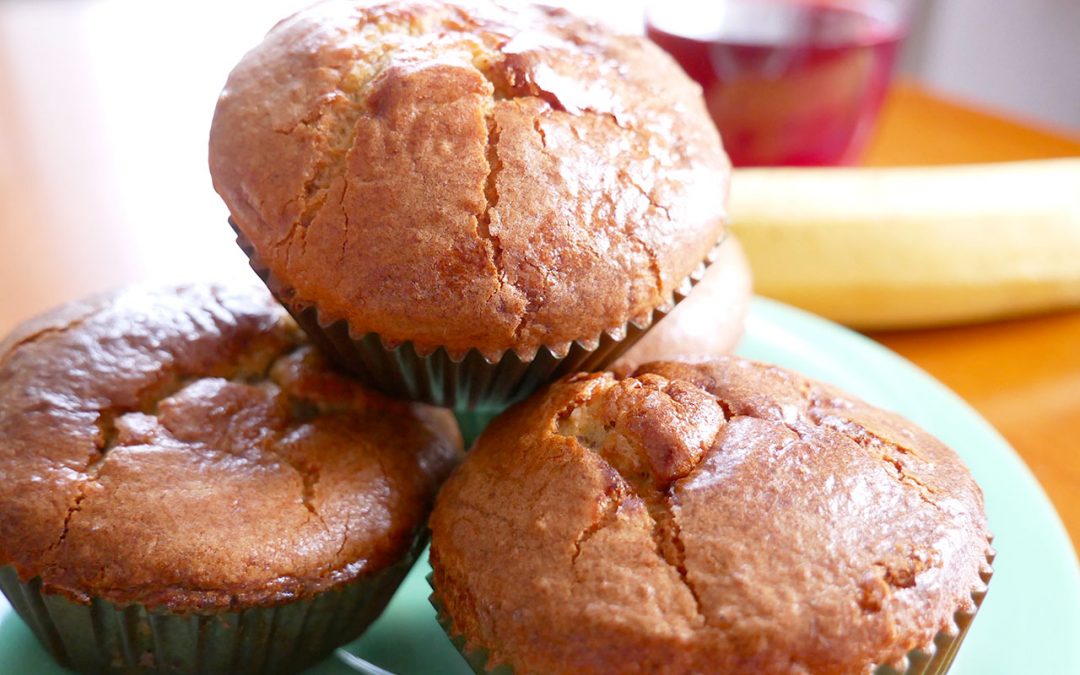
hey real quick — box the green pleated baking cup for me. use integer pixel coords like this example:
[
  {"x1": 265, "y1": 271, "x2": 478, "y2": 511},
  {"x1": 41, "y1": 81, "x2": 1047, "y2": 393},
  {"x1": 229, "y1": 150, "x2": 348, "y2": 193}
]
[
  {"x1": 0, "y1": 540, "x2": 425, "y2": 675},
  {"x1": 453, "y1": 408, "x2": 504, "y2": 451},
  {"x1": 427, "y1": 545, "x2": 994, "y2": 675},
  {"x1": 427, "y1": 575, "x2": 509, "y2": 675},
  {"x1": 233, "y1": 220, "x2": 726, "y2": 411}
]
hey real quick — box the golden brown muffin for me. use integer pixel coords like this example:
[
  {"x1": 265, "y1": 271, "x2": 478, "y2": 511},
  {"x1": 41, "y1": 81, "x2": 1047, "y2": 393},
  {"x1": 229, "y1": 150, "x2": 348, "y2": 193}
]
[
  {"x1": 430, "y1": 357, "x2": 993, "y2": 675},
  {"x1": 209, "y1": 0, "x2": 729, "y2": 362},
  {"x1": 614, "y1": 235, "x2": 752, "y2": 373},
  {"x1": 0, "y1": 284, "x2": 459, "y2": 672}
]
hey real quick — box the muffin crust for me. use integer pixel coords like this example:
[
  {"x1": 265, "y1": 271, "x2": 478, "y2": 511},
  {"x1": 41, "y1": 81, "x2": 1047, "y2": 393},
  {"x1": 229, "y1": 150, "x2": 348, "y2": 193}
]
[
  {"x1": 210, "y1": 0, "x2": 730, "y2": 360},
  {"x1": 0, "y1": 285, "x2": 459, "y2": 611},
  {"x1": 430, "y1": 357, "x2": 992, "y2": 674},
  {"x1": 613, "y1": 235, "x2": 752, "y2": 372}
]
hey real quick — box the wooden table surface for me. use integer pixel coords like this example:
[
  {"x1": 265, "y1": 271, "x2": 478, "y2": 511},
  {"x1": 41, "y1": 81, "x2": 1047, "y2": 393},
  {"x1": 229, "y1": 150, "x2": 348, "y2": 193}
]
[{"x1": 0, "y1": 5, "x2": 1078, "y2": 557}]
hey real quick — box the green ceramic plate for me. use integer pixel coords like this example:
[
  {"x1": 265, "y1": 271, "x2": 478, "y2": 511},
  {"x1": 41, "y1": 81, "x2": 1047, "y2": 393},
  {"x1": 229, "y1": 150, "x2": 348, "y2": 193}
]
[{"x1": 3, "y1": 298, "x2": 1078, "y2": 674}]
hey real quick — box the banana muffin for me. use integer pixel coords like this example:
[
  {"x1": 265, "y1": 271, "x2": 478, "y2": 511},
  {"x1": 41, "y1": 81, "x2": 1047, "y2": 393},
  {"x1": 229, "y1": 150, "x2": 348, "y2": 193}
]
[
  {"x1": 0, "y1": 284, "x2": 460, "y2": 674},
  {"x1": 613, "y1": 235, "x2": 752, "y2": 373},
  {"x1": 209, "y1": 0, "x2": 732, "y2": 408},
  {"x1": 429, "y1": 356, "x2": 993, "y2": 675}
]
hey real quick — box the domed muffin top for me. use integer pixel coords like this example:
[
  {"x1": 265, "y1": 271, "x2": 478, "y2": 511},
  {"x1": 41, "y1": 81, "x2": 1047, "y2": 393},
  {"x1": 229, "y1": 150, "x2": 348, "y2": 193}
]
[
  {"x1": 210, "y1": 0, "x2": 730, "y2": 360},
  {"x1": 0, "y1": 285, "x2": 459, "y2": 611},
  {"x1": 430, "y1": 356, "x2": 992, "y2": 674}
]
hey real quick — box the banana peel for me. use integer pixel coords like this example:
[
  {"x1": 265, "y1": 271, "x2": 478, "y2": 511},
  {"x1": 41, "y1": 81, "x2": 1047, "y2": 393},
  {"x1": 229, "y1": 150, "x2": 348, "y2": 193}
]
[{"x1": 728, "y1": 158, "x2": 1080, "y2": 329}]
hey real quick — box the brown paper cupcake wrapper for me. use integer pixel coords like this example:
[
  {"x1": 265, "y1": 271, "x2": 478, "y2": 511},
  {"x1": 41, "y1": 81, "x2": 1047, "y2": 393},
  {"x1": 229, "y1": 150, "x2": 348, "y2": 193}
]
[
  {"x1": 0, "y1": 538, "x2": 425, "y2": 674},
  {"x1": 427, "y1": 543, "x2": 995, "y2": 675},
  {"x1": 233, "y1": 220, "x2": 724, "y2": 411}
]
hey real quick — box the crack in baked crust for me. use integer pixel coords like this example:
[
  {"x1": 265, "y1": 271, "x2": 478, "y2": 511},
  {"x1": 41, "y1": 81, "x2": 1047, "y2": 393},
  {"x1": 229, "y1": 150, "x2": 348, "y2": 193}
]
[
  {"x1": 44, "y1": 411, "x2": 127, "y2": 552},
  {"x1": 663, "y1": 499, "x2": 705, "y2": 623},
  {"x1": 274, "y1": 38, "x2": 399, "y2": 259},
  {"x1": 555, "y1": 375, "x2": 723, "y2": 626},
  {"x1": 19, "y1": 298, "x2": 385, "y2": 564},
  {"x1": 42, "y1": 338, "x2": 324, "y2": 558},
  {"x1": 532, "y1": 114, "x2": 548, "y2": 148},
  {"x1": 0, "y1": 311, "x2": 95, "y2": 373},
  {"x1": 476, "y1": 46, "x2": 670, "y2": 320},
  {"x1": 858, "y1": 547, "x2": 940, "y2": 613},
  {"x1": 554, "y1": 363, "x2": 957, "y2": 632},
  {"x1": 569, "y1": 487, "x2": 623, "y2": 569},
  {"x1": 474, "y1": 102, "x2": 515, "y2": 323},
  {"x1": 0, "y1": 286, "x2": 462, "y2": 614},
  {"x1": 803, "y1": 389, "x2": 942, "y2": 511},
  {"x1": 271, "y1": 7, "x2": 465, "y2": 259},
  {"x1": 428, "y1": 360, "x2": 990, "y2": 674},
  {"x1": 223, "y1": 2, "x2": 717, "y2": 357},
  {"x1": 619, "y1": 166, "x2": 670, "y2": 306}
]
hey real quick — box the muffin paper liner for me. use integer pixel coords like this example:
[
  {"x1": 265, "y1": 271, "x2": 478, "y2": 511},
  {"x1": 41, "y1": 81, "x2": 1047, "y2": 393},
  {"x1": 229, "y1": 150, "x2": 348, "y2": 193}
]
[
  {"x1": 233, "y1": 220, "x2": 724, "y2": 411},
  {"x1": 453, "y1": 408, "x2": 504, "y2": 451},
  {"x1": 872, "y1": 543, "x2": 996, "y2": 675},
  {"x1": 427, "y1": 544, "x2": 995, "y2": 675},
  {"x1": 0, "y1": 537, "x2": 425, "y2": 674},
  {"x1": 428, "y1": 576, "x2": 509, "y2": 675}
]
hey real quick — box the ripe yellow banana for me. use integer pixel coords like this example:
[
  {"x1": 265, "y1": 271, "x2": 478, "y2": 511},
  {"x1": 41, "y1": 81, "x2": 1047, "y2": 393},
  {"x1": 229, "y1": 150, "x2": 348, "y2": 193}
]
[{"x1": 728, "y1": 158, "x2": 1080, "y2": 329}]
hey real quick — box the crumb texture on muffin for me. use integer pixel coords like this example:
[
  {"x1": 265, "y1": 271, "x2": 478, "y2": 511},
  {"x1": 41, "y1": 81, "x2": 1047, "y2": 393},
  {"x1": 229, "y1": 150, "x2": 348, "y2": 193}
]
[
  {"x1": 210, "y1": 0, "x2": 729, "y2": 359},
  {"x1": 0, "y1": 285, "x2": 459, "y2": 610},
  {"x1": 429, "y1": 357, "x2": 992, "y2": 674}
]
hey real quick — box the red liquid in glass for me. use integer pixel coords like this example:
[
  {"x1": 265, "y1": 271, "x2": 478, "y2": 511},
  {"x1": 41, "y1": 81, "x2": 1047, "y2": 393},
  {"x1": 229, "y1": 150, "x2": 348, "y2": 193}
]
[{"x1": 646, "y1": 0, "x2": 904, "y2": 166}]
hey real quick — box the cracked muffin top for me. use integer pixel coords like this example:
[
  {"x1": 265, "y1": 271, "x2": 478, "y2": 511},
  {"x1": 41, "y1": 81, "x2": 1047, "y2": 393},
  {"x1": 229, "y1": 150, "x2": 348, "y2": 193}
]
[
  {"x1": 209, "y1": 0, "x2": 729, "y2": 360},
  {"x1": 429, "y1": 356, "x2": 992, "y2": 674},
  {"x1": 0, "y1": 284, "x2": 460, "y2": 611}
]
